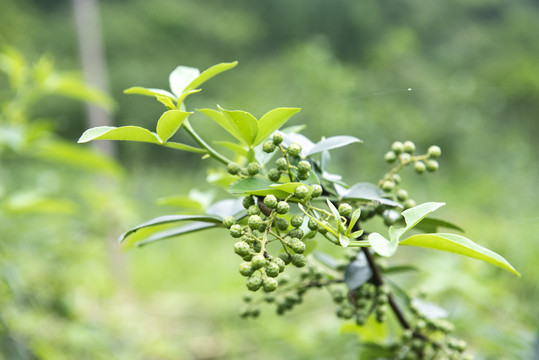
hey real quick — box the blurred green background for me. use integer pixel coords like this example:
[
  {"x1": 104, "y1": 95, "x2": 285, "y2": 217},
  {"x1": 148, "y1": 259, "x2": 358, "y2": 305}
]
[{"x1": 1, "y1": 0, "x2": 538, "y2": 359}]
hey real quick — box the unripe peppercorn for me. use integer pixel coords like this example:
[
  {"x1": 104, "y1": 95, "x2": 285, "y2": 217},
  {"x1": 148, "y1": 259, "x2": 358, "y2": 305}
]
[
  {"x1": 336, "y1": 306, "x2": 354, "y2": 319},
  {"x1": 272, "y1": 257, "x2": 286, "y2": 272},
  {"x1": 338, "y1": 203, "x2": 353, "y2": 217},
  {"x1": 428, "y1": 145, "x2": 442, "y2": 158},
  {"x1": 262, "y1": 195, "x2": 277, "y2": 209},
  {"x1": 414, "y1": 161, "x2": 426, "y2": 174},
  {"x1": 247, "y1": 204, "x2": 260, "y2": 215},
  {"x1": 272, "y1": 131, "x2": 284, "y2": 145},
  {"x1": 278, "y1": 252, "x2": 292, "y2": 264},
  {"x1": 290, "y1": 215, "x2": 304, "y2": 228},
  {"x1": 397, "y1": 189, "x2": 408, "y2": 201},
  {"x1": 297, "y1": 160, "x2": 311, "y2": 173},
  {"x1": 265, "y1": 262, "x2": 280, "y2": 277},
  {"x1": 307, "y1": 218, "x2": 319, "y2": 231},
  {"x1": 311, "y1": 184, "x2": 323, "y2": 198},
  {"x1": 403, "y1": 140, "x2": 415, "y2": 154},
  {"x1": 287, "y1": 143, "x2": 302, "y2": 157},
  {"x1": 317, "y1": 222, "x2": 329, "y2": 235},
  {"x1": 229, "y1": 224, "x2": 243, "y2": 238},
  {"x1": 391, "y1": 141, "x2": 404, "y2": 154},
  {"x1": 426, "y1": 159, "x2": 439, "y2": 172},
  {"x1": 392, "y1": 174, "x2": 402, "y2": 184},
  {"x1": 291, "y1": 254, "x2": 307, "y2": 267},
  {"x1": 227, "y1": 162, "x2": 241, "y2": 175},
  {"x1": 247, "y1": 162, "x2": 260, "y2": 176},
  {"x1": 263, "y1": 140, "x2": 276, "y2": 153},
  {"x1": 297, "y1": 171, "x2": 310, "y2": 181},
  {"x1": 288, "y1": 228, "x2": 304, "y2": 239},
  {"x1": 404, "y1": 199, "x2": 416, "y2": 209},
  {"x1": 382, "y1": 180, "x2": 395, "y2": 192},
  {"x1": 251, "y1": 255, "x2": 266, "y2": 269},
  {"x1": 243, "y1": 196, "x2": 255, "y2": 209},
  {"x1": 276, "y1": 201, "x2": 290, "y2": 214},
  {"x1": 384, "y1": 151, "x2": 397, "y2": 163},
  {"x1": 294, "y1": 185, "x2": 309, "y2": 199},
  {"x1": 275, "y1": 157, "x2": 288, "y2": 171},
  {"x1": 399, "y1": 153, "x2": 412, "y2": 163},
  {"x1": 239, "y1": 262, "x2": 254, "y2": 277},
  {"x1": 267, "y1": 168, "x2": 281, "y2": 182},
  {"x1": 234, "y1": 241, "x2": 251, "y2": 257},
  {"x1": 223, "y1": 216, "x2": 236, "y2": 228},
  {"x1": 246, "y1": 276, "x2": 262, "y2": 291},
  {"x1": 251, "y1": 240, "x2": 262, "y2": 253},
  {"x1": 248, "y1": 215, "x2": 263, "y2": 230},
  {"x1": 262, "y1": 277, "x2": 278, "y2": 292},
  {"x1": 289, "y1": 238, "x2": 305, "y2": 254},
  {"x1": 275, "y1": 217, "x2": 289, "y2": 231}
]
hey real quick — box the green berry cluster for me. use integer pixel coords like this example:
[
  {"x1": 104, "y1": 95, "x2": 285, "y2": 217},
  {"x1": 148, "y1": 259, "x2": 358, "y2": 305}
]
[{"x1": 227, "y1": 161, "x2": 261, "y2": 177}]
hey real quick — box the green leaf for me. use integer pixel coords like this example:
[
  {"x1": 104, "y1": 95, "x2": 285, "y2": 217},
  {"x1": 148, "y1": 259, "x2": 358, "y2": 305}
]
[
  {"x1": 368, "y1": 232, "x2": 398, "y2": 257},
  {"x1": 47, "y1": 75, "x2": 115, "y2": 111},
  {"x1": 401, "y1": 202, "x2": 445, "y2": 233},
  {"x1": 156, "y1": 95, "x2": 176, "y2": 109},
  {"x1": 411, "y1": 217, "x2": 465, "y2": 233},
  {"x1": 184, "y1": 61, "x2": 238, "y2": 92},
  {"x1": 229, "y1": 177, "x2": 289, "y2": 198},
  {"x1": 339, "y1": 234, "x2": 350, "y2": 247},
  {"x1": 78, "y1": 126, "x2": 160, "y2": 144},
  {"x1": 219, "y1": 106, "x2": 259, "y2": 145},
  {"x1": 346, "y1": 208, "x2": 361, "y2": 236},
  {"x1": 306, "y1": 136, "x2": 362, "y2": 156},
  {"x1": 400, "y1": 233, "x2": 520, "y2": 277},
  {"x1": 270, "y1": 182, "x2": 308, "y2": 195},
  {"x1": 162, "y1": 142, "x2": 206, "y2": 153},
  {"x1": 124, "y1": 86, "x2": 176, "y2": 100},
  {"x1": 338, "y1": 183, "x2": 401, "y2": 207},
  {"x1": 198, "y1": 108, "x2": 246, "y2": 144},
  {"x1": 177, "y1": 89, "x2": 202, "y2": 105},
  {"x1": 169, "y1": 66, "x2": 200, "y2": 97},
  {"x1": 156, "y1": 110, "x2": 191, "y2": 143},
  {"x1": 137, "y1": 222, "x2": 219, "y2": 247},
  {"x1": 214, "y1": 141, "x2": 248, "y2": 157},
  {"x1": 119, "y1": 214, "x2": 223, "y2": 243},
  {"x1": 382, "y1": 265, "x2": 420, "y2": 275},
  {"x1": 253, "y1": 107, "x2": 301, "y2": 146}
]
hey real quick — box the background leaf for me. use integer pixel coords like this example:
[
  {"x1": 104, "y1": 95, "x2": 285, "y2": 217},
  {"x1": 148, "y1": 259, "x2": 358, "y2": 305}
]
[
  {"x1": 344, "y1": 252, "x2": 372, "y2": 290},
  {"x1": 78, "y1": 126, "x2": 160, "y2": 144}
]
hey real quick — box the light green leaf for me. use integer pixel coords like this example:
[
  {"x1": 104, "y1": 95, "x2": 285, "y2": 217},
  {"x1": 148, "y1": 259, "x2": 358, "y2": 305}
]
[
  {"x1": 219, "y1": 106, "x2": 259, "y2": 145},
  {"x1": 253, "y1": 107, "x2": 301, "y2": 146},
  {"x1": 177, "y1": 89, "x2": 202, "y2": 105},
  {"x1": 78, "y1": 126, "x2": 160, "y2": 144},
  {"x1": 368, "y1": 232, "x2": 398, "y2": 257},
  {"x1": 229, "y1": 177, "x2": 289, "y2": 198},
  {"x1": 326, "y1": 199, "x2": 345, "y2": 233},
  {"x1": 411, "y1": 217, "x2": 465, "y2": 233},
  {"x1": 270, "y1": 182, "x2": 308, "y2": 195},
  {"x1": 198, "y1": 108, "x2": 246, "y2": 144},
  {"x1": 124, "y1": 86, "x2": 176, "y2": 100},
  {"x1": 306, "y1": 136, "x2": 362, "y2": 156},
  {"x1": 401, "y1": 202, "x2": 445, "y2": 233},
  {"x1": 339, "y1": 234, "x2": 350, "y2": 247},
  {"x1": 346, "y1": 208, "x2": 361, "y2": 236},
  {"x1": 156, "y1": 95, "x2": 176, "y2": 109},
  {"x1": 184, "y1": 61, "x2": 238, "y2": 92},
  {"x1": 401, "y1": 233, "x2": 520, "y2": 277},
  {"x1": 169, "y1": 66, "x2": 200, "y2": 97},
  {"x1": 156, "y1": 110, "x2": 191, "y2": 143},
  {"x1": 162, "y1": 142, "x2": 206, "y2": 153},
  {"x1": 46, "y1": 75, "x2": 115, "y2": 111}
]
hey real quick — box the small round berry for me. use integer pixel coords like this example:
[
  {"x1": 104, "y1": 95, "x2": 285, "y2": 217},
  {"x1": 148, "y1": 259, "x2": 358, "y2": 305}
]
[
  {"x1": 290, "y1": 215, "x2": 304, "y2": 228},
  {"x1": 272, "y1": 131, "x2": 284, "y2": 145},
  {"x1": 246, "y1": 276, "x2": 262, "y2": 291},
  {"x1": 331, "y1": 290, "x2": 345, "y2": 303},
  {"x1": 262, "y1": 277, "x2": 278, "y2": 292},
  {"x1": 251, "y1": 254, "x2": 266, "y2": 269},
  {"x1": 287, "y1": 143, "x2": 302, "y2": 157},
  {"x1": 242, "y1": 253, "x2": 253, "y2": 261},
  {"x1": 258, "y1": 222, "x2": 267, "y2": 232},
  {"x1": 297, "y1": 171, "x2": 310, "y2": 181},
  {"x1": 227, "y1": 162, "x2": 241, "y2": 175},
  {"x1": 276, "y1": 201, "x2": 290, "y2": 214},
  {"x1": 275, "y1": 157, "x2": 288, "y2": 171},
  {"x1": 338, "y1": 203, "x2": 353, "y2": 217},
  {"x1": 262, "y1": 194, "x2": 277, "y2": 209},
  {"x1": 336, "y1": 306, "x2": 354, "y2": 319},
  {"x1": 291, "y1": 254, "x2": 307, "y2": 267},
  {"x1": 311, "y1": 184, "x2": 323, "y2": 198},
  {"x1": 247, "y1": 162, "x2": 260, "y2": 176},
  {"x1": 428, "y1": 145, "x2": 442, "y2": 158},
  {"x1": 223, "y1": 216, "x2": 236, "y2": 228},
  {"x1": 278, "y1": 252, "x2": 292, "y2": 265},
  {"x1": 263, "y1": 140, "x2": 276, "y2": 153},
  {"x1": 384, "y1": 151, "x2": 397, "y2": 163},
  {"x1": 414, "y1": 161, "x2": 426, "y2": 174},
  {"x1": 426, "y1": 159, "x2": 439, "y2": 172},
  {"x1": 272, "y1": 258, "x2": 286, "y2": 272},
  {"x1": 267, "y1": 168, "x2": 281, "y2": 182},
  {"x1": 391, "y1": 141, "x2": 404, "y2": 154},
  {"x1": 243, "y1": 196, "x2": 255, "y2": 209},
  {"x1": 234, "y1": 241, "x2": 251, "y2": 257},
  {"x1": 288, "y1": 228, "x2": 304, "y2": 239},
  {"x1": 307, "y1": 218, "x2": 319, "y2": 231},
  {"x1": 297, "y1": 160, "x2": 311, "y2": 174},
  {"x1": 247, "y1": 204, "x2": 260, "y2": 215},
  {"x1": 294, "y1": 185, "x2": 309, "y2": 199},
  {"x1": 239, "y1": 262, "x2": 254, "y2": 277},
  {"x1": 289, "y1": 238, "x2": 305, "y2": 254},
  {"x1": 251, "y1": 240, "x2": 262, "y2": 253},
  {"x1": 248, "y1": 215, "x2": 263, "y2": 230},
  {"x1": 275, "y1": 217, "x2": 289, "y2": 231},
  {"x1": 392, "y1": 174, "x2": 402, "y2": 184},
  {"x1": 397, "y1": 189, "x2": 408, "y2": 201},
  {"x1": 399, "y1": 153, "x2": 412, "y2": 163},
  {"x1": 382, "y1": 180, "x2": 395, "y2": 192},
  {"x1": 317, "y1": 222, "x2": 329, "y2": 235},
  {"x1": 404, "y1": 199, "x2": 416, "y2": 209},
  {"x1": 265, "y1": 262, "x2": 280, "y2": 277},
  {"x1": 229, "y1": 224, "x2": 243, "y2": 238},
  {"x1": 403, "y1": 140, "x2": 415, "y2": 154}
]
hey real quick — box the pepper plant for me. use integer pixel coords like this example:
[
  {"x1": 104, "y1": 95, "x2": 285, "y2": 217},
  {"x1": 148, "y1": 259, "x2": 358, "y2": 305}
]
[{"x1": 79, "y1": 62, "x2": 520, "y2": 360}]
